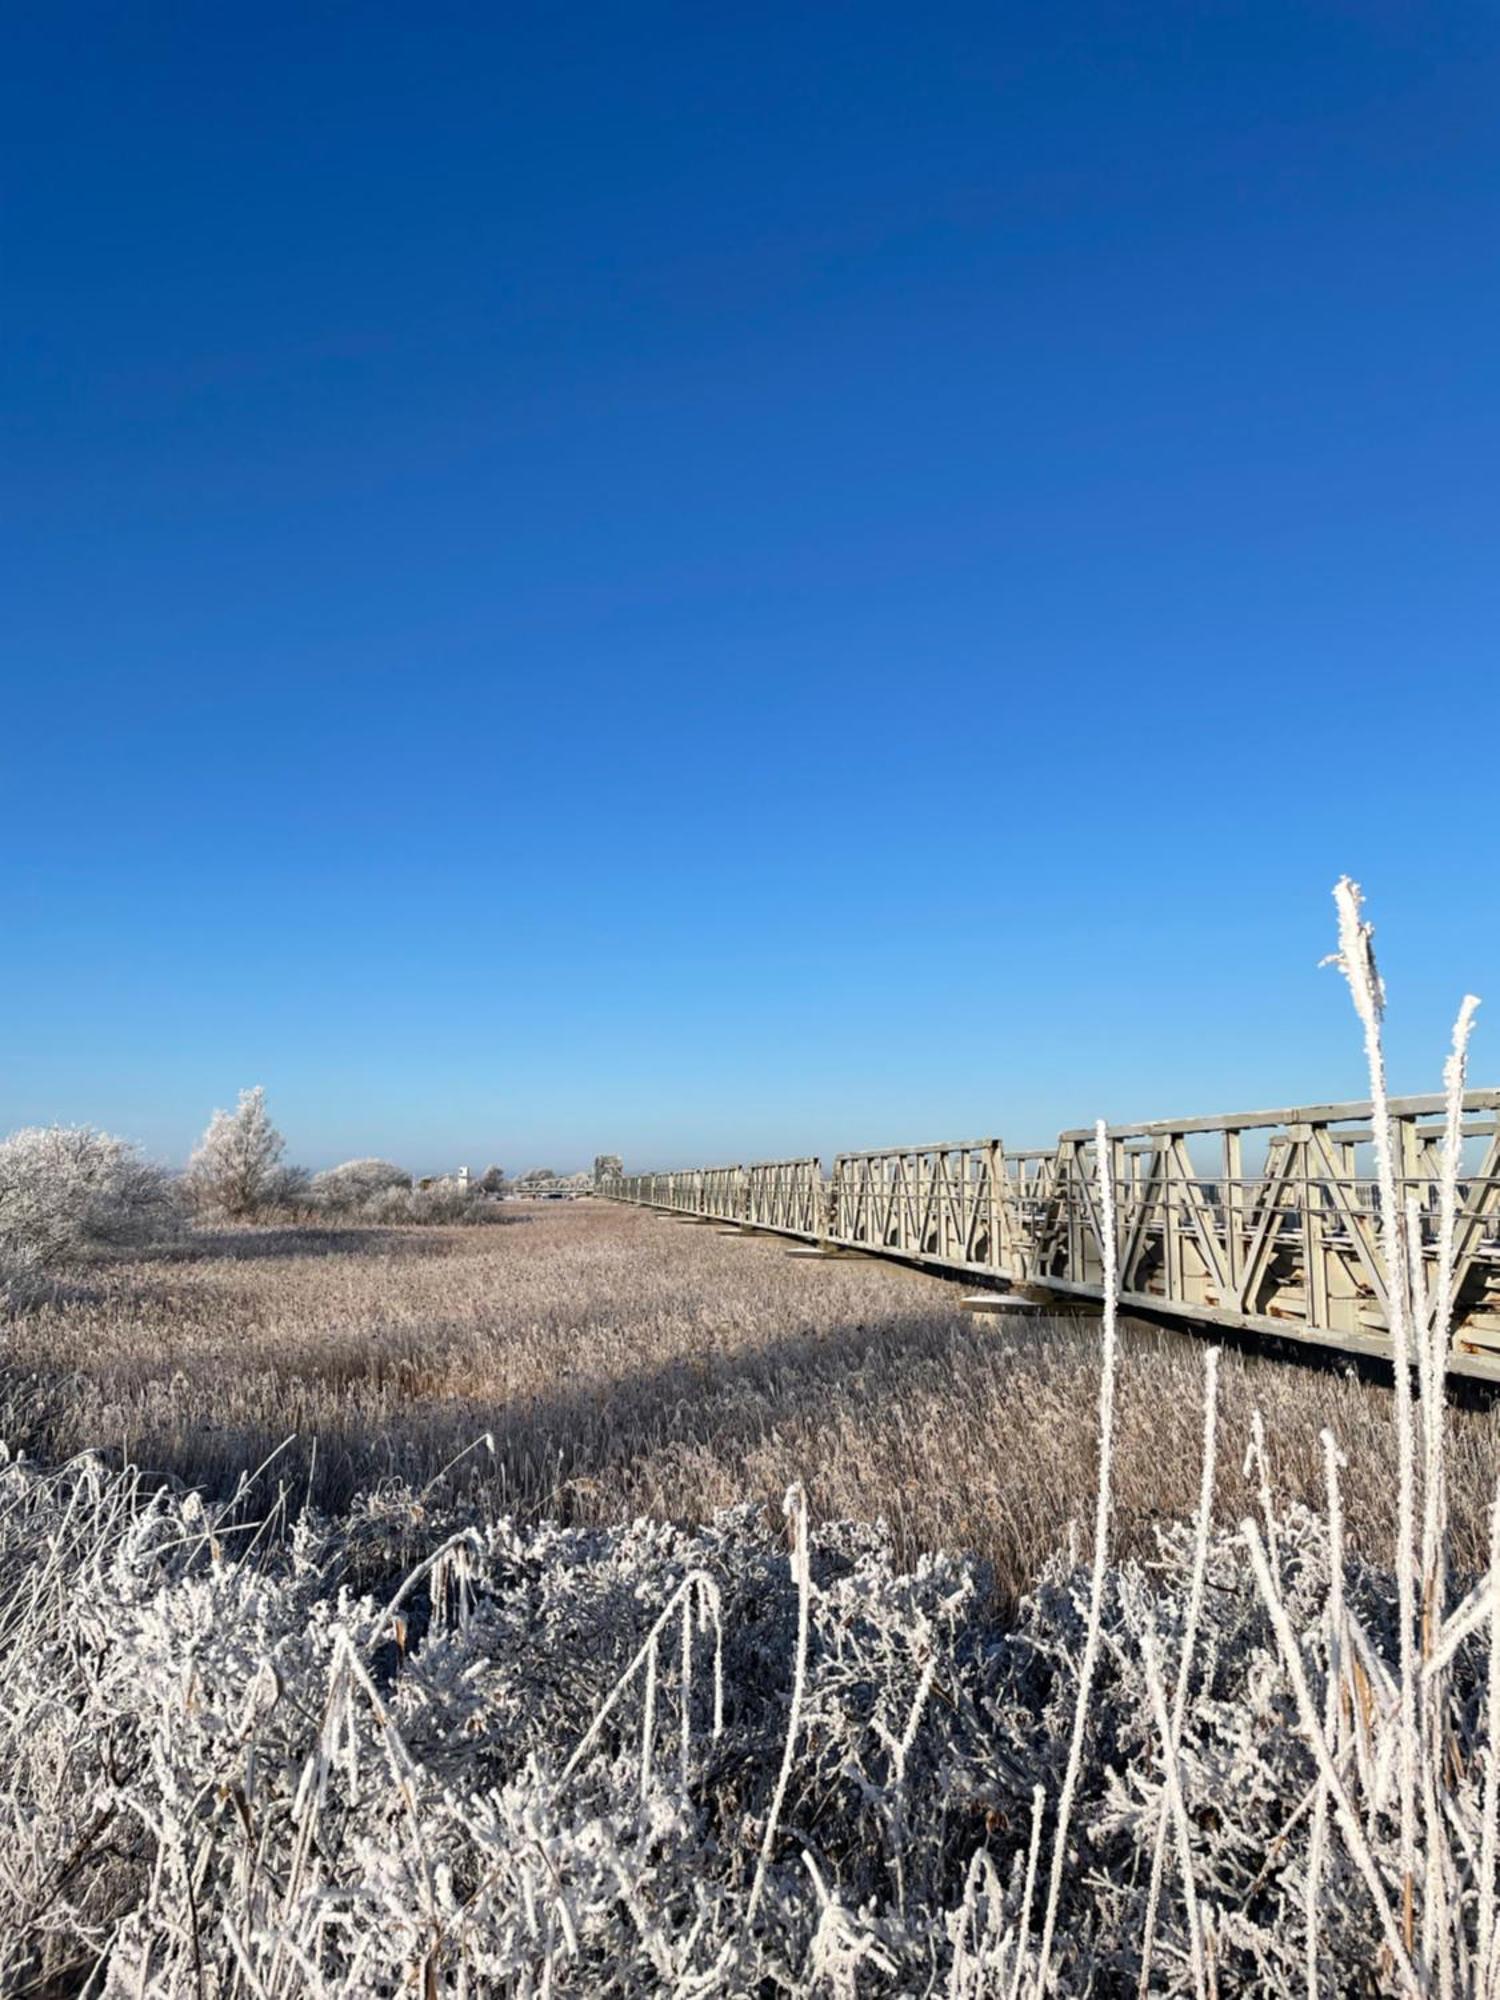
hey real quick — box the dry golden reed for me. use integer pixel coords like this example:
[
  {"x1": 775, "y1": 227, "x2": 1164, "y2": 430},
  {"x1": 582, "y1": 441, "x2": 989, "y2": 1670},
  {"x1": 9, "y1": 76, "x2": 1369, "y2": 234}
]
[{"x1": 4, "y1": 1199, "x2": 1492, "y2": 1605}]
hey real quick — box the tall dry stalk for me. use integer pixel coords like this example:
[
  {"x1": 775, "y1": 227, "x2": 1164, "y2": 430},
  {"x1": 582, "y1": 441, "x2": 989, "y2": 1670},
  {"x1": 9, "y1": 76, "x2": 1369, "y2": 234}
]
[
  {"x1": 1330, "y1": 876, "x2": 1421, "y2": 1912},
  {"x1": 1240, "y1": 876, "x2": 1488, "y2": 1995},
  {"x1": 748, "y1": 1481, "x2": 811, "y2": 1927},
  {"x1": 1138, "y1": 1345, "x2": 1219, "y2": 1998},
  {"x1": 1033, "y1": 1120, "x2": 1119, "y2": 1997}
]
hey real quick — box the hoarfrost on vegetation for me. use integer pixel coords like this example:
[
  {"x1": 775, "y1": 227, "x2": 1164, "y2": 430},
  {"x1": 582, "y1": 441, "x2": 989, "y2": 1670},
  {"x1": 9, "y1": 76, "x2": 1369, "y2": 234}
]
[
  {"x1": 184, "y1": 1084, "x2": 291, "y2": 1218},
  {"x1": 0, "y1": 1440, "x2": 1460, "y2": 1997},
  {"x1": 309, "y1": 1157, "x2": 413, "y2": 1210},
  {"x1": 0, "y1": 1125, "x2": 178, "y2": 1295},
  {"x1": 2, "y1": 877, "x2": 1497, "y2": 1995}
]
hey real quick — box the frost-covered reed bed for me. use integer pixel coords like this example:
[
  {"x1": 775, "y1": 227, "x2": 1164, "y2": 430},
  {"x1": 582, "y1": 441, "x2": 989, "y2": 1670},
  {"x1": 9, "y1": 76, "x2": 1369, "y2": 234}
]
[
  {"x1": 2, "y1": 878, "x2": 1496, "y2": 1994},
  {"x1": 7, "y1": 1206, "x2": 1499, "y2": 1613}
]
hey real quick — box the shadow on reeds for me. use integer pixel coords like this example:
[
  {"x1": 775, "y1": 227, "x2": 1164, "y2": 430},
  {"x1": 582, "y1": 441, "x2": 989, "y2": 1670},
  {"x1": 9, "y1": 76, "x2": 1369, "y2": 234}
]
[
  {"x1": 5, "y1": 1271, "x2": 1485, "y2": 1615},
  {"x1": 155, "y1": 1220, "x2": 530, "y2": 1263}
]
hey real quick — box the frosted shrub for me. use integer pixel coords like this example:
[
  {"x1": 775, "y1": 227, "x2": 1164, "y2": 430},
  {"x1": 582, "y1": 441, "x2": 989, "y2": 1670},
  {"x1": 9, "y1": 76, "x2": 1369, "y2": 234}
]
[
  {"x1": 184, "y1": 1084, "x2": 286, "y2": 1217},
  {"x1": 358, "y1": 1180, "x2": 490, "y2": 1223},
  {"x1": 310, "y1": 1156, "x2": 412, "y2": 1212},
  {"x1": 0, "y1": 1124, "x2": 178, "y2": 1268},
  {"x1": 0, "y1": 1455, "x2": 1075, "y2": 1993},
  {"x1": 408, "y1": 1180, "x2": 486, "y2": 1223}
]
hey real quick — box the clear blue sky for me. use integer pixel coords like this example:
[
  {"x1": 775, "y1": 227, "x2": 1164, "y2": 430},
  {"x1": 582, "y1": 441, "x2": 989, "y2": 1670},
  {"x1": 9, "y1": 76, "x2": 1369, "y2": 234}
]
[{"x1": 3, "y1": 3, "x2": 1497, "y2": 1174}]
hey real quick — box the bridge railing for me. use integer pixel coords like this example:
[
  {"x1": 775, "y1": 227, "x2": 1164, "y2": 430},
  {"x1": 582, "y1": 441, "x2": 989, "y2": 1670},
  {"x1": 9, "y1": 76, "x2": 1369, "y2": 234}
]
[
  {"x1": 1046, "y1": 1096, "x2": 1500, "y2": 1359},
  {"x1": 831, "y1": 1139, "x2": 1004, "y2": 1268},
  {"x1": 700, "y1": 1164, "x2": 746, "y2": 1221},
  {"x1": 600, "y1": 1090, "x2": 1500, "y2": 1371},
  {"x1": 744, "y1": 1158, "x2": 826, "y2": 1236},
  {"x1": 597, "y1": 1159, "x2": 824, "y2": 1235}
]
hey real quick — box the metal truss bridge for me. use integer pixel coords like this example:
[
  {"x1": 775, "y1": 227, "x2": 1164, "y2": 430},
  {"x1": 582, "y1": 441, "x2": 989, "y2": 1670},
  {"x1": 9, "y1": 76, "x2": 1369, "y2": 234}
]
[{"x1": 598, "y1": 1092, "x2": 1500, "y2": 1382}]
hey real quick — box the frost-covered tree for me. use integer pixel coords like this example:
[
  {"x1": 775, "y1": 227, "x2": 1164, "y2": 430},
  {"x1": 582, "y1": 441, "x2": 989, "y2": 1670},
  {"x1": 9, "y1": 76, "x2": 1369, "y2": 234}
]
[
  {"x1": 0, "y1": 1125, "x2": 178, "y2": 1267},
  {"x1": 184, "y1": 1086, "x2": 286, "y2": 1218},
  {"x1": 310, "y1": 1158, "x2": 411, "y2": 1213}
]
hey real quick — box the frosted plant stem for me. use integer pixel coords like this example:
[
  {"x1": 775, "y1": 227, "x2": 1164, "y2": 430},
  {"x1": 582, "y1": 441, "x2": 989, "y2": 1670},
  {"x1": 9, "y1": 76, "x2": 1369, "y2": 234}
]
[
  {"x1": 640, "y1": 1633, "x2": 658, "y2": 1803},
  {"x1": 948, "y1": 1849, "x2": 1005, "y2": 2000},
  {"x1": 557, "y1": 1570, "x2": 721, "y2": 1790},
  {"x1": 1331, "y1": 876, "x2": 1419, "y2": 1935},
  {"x1": 680, "y1": 1591, "x2": 694, "y2": 1786},
  {"x1": 1424, "y1": 980, "x2": 1480, "y2": 2000},
  {"x1": 1139, "y1": 1346, "x2": 1219, "y2": 2000},
  {"x1": 1007, "y1": 1785, "x2": 1045, "y2": 2000},
  {"x1": 1424, "y1": 994, "x2": 1479, "y2": 2000},
  {"x1": 1137, "y1": 1605, "x2": 1207, "y2": 2000},
  {"x1": 1246, "y1": 1409, "x2": 1279, "y2": 1567},
  {"x1": 1243, "y1": 1517, "x2": 1422, "y2": 1995},
  {"x1": 1481, "y1": 1484, "x2": 1500, "y2": 1990},
  {"x1": 1429, "y1": 998, "x2": 1478, "y2": 1619},
  {"x1": 1033, "y1": 1120, "x2": 1119, "y2": 1999},
  {"x1": 747, "y1": 1482, "x2": 811, "y2": 1926},
  {"x1": 1307, "y1": 1429, "x2": 1347, "y2": 2000}
]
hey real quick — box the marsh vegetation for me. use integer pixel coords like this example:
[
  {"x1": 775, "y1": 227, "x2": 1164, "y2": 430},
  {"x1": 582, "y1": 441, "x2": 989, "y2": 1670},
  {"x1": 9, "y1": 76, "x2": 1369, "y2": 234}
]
[
  {"x1": 4, "y1": 1199, "x2": 1491, "y2": 1605},
  {"x1": 2, "y1": 883, "x2": 1497, "y2": 1994}
]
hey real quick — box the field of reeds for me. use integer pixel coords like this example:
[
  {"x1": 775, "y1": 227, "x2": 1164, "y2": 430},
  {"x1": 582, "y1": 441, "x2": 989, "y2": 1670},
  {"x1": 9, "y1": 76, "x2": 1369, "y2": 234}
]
[
  {"x1": 4, "y1": 1198, "x2": 1496, "y2": 1603},
  {"x1": 2, "y1": 880, "x2": 1497, "y2": 1995}
]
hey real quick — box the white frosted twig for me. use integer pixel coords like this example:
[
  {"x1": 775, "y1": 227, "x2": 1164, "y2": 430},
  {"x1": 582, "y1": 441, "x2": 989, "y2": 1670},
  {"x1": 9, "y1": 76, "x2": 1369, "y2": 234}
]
[
  {"x1": 370, "y1": 1528, "x2": 484, "y2": 1644},
  {"x1": 1434, "y1": 997, "x2": 1480, "y2": 1376},
  {"x1": 947, "y1": 1847, "x2": 1006, "y2": 2000},
  {"x1": 640, "y1": 1632, "x2": 658, "y2": 1803},
  {"x1": 1307, "y1": 1427, "x2": 1347, "y2": 2000},
  {"x1": 747, "y1": 1481, "x2": 811, "y2": 1925},
  {"x1": 1420, "y1": 993, "x2": 1476, "y2": 2000},
  {"x1": 556, "y1": 1568, "x2": 721, "y2": 1791},
  {"x1": 1425, "y1": 997, "x2": 1478, "y2": 1628},
  {"x1": 1137, "y1": 1603, "x2": 1206, "y2": 2000},
  {"x1": 1481, "y1": 1483, "x2": 1500, "y2": 1987},
  {"x1": 704, "y1": 1573, "x2": 725, "y2": 1738},
  {"x1": 1008, "y1": 1784, "x2": 1045, "y2": 2000},
  {"x1": 1139, "y1": 1346, "x2": 1219, "y2": 1999},
  {"x1": 680, "y1": 1588, "x2": 694, "y2": 1785},
  {"x1": 1323, "y1": 1428, "x2": 1348, "y2": 1741},
  {"x1": 1426, "y1": 1580, "x2": 1498, "y2": 1681},
  {"x1": 1033, "y1": 1120, "x2": 1119, "y2": 1997},
  {"x1": 1330, "y1": 876, "x2": 1419, "y2": 1916}
]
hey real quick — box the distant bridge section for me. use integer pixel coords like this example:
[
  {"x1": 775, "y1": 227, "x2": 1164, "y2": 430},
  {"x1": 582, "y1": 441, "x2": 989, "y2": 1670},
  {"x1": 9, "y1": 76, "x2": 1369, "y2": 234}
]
[{"x1": 599, "y1": 1092, "x2": 1500, "y2": 1381}]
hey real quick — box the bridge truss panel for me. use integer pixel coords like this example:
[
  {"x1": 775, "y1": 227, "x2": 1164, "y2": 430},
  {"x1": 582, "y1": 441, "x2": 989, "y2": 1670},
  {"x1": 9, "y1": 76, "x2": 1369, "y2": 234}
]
[
  {"x1": 832, "y1": 1140, "x2": 1005, "y2": 1270},
  {"x1": 744, "y1": 1158, "x2": 826, "y2": 1236}
]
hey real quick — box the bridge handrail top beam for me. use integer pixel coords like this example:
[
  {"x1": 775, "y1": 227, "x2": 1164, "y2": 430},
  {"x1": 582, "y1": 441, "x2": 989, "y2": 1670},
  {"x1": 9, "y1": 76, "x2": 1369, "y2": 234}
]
[
  {"x1": 608, "y1": 1089, "x2": 1500, "y2": 1187},
  {"x1": 822, "y1": 1091, "x2": 1500, "y2": 1169},
  {"x1": 835, "y1": 1138, "x2": 997, "y2": 1162},
  {"x1": 1056, "y1": 1088, "x2": 1500, "y2": 1143}
]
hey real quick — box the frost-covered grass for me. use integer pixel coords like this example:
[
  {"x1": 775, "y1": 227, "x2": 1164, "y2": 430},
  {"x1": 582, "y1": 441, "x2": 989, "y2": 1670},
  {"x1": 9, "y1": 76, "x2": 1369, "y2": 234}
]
[{"x1": 0, "y1": 1438, "x2": 1470, "y2": 1997}]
